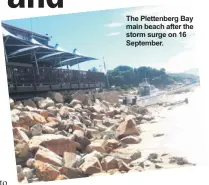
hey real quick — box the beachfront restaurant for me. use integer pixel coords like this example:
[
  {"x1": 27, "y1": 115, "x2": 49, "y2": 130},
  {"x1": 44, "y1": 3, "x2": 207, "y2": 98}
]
[{"x1": 2, "y1": 23, "x2": 105, "y2": 94}]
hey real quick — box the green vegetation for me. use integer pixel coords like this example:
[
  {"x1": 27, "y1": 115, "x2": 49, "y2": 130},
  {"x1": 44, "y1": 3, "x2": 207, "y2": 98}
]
[
  {"x1": 88, "y1": 67, "x2": 99, "y2": 72},
  {"x1": 105, "y1": 65, "x2": 198, "y2": 89}
]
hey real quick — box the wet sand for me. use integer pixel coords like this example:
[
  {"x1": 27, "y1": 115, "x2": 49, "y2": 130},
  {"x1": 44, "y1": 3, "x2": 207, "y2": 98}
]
[{"x1": 127, "y1": 86, "x2": 209, "y2": 166}]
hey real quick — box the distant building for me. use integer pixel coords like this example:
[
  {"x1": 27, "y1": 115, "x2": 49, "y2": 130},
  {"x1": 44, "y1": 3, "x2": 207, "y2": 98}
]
[{"x1": 2, "y1": 22, "x2": 50, "y2": 46}]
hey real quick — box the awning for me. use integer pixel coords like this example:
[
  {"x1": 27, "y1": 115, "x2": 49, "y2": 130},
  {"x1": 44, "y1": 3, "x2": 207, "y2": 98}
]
[
  {"x1": 30, "y1": 38, "x2": 44, "y2": 45},
  {"x1": 55, "y1": 56, "x2": 97, "y2": 67},
  {"x1": 2, "y1": 27, "x2": 31, "y2": 46},
  {"x1": 8, "y1": 45, "x2": 40, "y2": 57},
  {"x1": 2, "y1": 27, "x2": 16, "y2": 38},
  {"x1": 2, "y1": 25, "x2": 98, "y2": 67}
]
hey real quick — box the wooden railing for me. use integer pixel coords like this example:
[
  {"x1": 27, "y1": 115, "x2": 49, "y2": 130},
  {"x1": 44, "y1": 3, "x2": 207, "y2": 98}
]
[{"x1": 6, "y1": 62, "x2": 106, "y2": 94}]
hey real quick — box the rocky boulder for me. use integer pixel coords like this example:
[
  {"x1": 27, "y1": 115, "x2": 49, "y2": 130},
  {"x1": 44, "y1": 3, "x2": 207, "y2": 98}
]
[
  {"x1": 18, "y1": 112, "x2": 46, "y2": 126},
  {"x1": 34, "y1": 160, "x2": 60, "y2": 181},
  {"x1": 30, "y1": 124, "x2": 43, "y2": 136},
  {"x1": 22, "y1": 167, "x2": 35, "y2": 180},
  {"x1": 88, "y1": 140, "x2": 107, "y2": 153},
  {"x1": 48, "y1": 92, "x2": 64, "y2": 103},
  {"x1": 55, "y1": 174, "x2": 68, "y2": 180},
  {"x1": 63, "y1": 152, "x2": 77, "y2": 168},
  {"x1": 15, "y1": 140, "x2": 29, "y2": 158},
  {"x1": 26, "y1": 159, "x2": 35, "y2": 168},
  {"x1": 95, "y1": 91, "x2": 121, "y2": 104},
  {"x1": 29, "y1": 134, "x2": 76, "y2": 156},
  {"x1": 120, "y1": 136, "x2": 141, "y2": 144},
  {"x1": 13, "y1": 127, "x2": 29, "y2": 143},
  {"x1": 14, "y1": 101, "x2": 25, "y2": 110},
  {"x1": 112, "y1": 146, "x2": 141, "y2": 162},
  {"x1": 17, "y1": 165, "x2": 25, "y2": 182},
  {"x1": 79, "y1": 157, "x2": 102, "y2": 175},
  {"x1": 116, "y1": 115, "x2": 140, "y2": 139},
  {"x1": 59, "y1": 106, "x2": 75, "y2": 118},
  {"x1": 34, "y1": 97, "x2": 54, "y2": 109},
  {"x1": 10, "y1": 98, "x2": 14, "y2": 109},
  {"x1": 59, "y1": 167, "x2": 84, "y2": 179},
  {"x1": 22, "y1": 99, "x2": 37, "y2": 108},
  {"x1": 35, "y1": 147, "x2": 63, "y2": 167},
  {"x1": 47, "y1": 106, "x2": 59, "y2": 116},
  {"x1": 117, "y1": 160, "x2": 130, "y2": 171},
  {"x1": 101, "y1": 156, "x2": 118, "y2": 171},
  {"x1": 71, "y1": 91, "x2": 90, "y2": 106},
  {"x1": 74, "y1": 135, "x2": 91, "y2": 151},
  {"x1": 42, "y1": 125, "x2": 56, "y2": 134},
  {"x1": 69, "y1": 99, "x2": 82, "y2": 107}
]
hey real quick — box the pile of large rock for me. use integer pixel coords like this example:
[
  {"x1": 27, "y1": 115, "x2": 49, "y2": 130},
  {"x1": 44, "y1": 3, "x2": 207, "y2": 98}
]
[{"x1": 9, "y1": 92, "x2": 193, "y2": 183}]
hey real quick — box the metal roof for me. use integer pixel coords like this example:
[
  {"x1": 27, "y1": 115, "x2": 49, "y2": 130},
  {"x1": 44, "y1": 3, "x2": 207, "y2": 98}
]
[{"x1": 2, "y1": 22, "x2": 50, "y2": 41}]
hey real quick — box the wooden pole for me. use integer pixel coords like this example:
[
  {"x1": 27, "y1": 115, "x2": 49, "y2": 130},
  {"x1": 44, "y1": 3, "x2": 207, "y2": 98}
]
[
  {"x1": 59, "y1": 55, "x2": 62, "y2": 88},
  {"x1": 33, "y1": 51, "x2": 39, "y2": 75},
  {"x1": 77, "y1": 60, "x2": 81, "y2": 88},
  {"x1": 78, "y1": 62, "x2": 80, "y2": 71},
  {"x1": 103, "y1": 57, "x2": 110, "y2": 89}
]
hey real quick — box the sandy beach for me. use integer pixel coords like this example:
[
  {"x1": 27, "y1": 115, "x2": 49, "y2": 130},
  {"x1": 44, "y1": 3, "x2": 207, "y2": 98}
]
[{"x1": 135, "y1": 86, "x2": 209, "y2": 166}]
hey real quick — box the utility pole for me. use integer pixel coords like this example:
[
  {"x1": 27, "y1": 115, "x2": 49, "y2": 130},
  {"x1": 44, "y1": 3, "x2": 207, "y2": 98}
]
[
  {"x1": 103, "y1": 57, "x2": 110, "y2": 89},
  {"x1": 77, "y1": 60, "x2": 81, "y2": 88},
  {"x1": 144, "y1": 72, "x2": 149, "y2": 83}
]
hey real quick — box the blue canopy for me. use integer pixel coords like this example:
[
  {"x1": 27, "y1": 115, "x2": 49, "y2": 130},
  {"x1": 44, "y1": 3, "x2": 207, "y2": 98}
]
[{"x1": 2, "y1": 26, "x2": 97, "y2": 67}]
